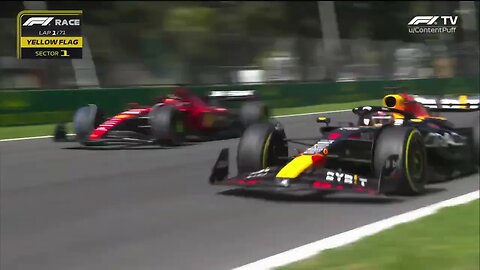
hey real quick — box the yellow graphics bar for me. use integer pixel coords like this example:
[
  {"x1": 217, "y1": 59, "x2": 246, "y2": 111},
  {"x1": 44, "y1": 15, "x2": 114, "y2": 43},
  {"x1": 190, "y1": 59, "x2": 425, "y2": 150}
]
[{"x1": 20, "y1": 37, "x2": 83, "y2": 48}]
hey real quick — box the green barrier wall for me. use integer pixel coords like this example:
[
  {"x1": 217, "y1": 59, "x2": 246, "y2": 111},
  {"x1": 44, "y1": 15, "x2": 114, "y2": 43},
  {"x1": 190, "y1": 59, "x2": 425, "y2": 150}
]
[{"x1": 0, "y1": 77, "x2": 478, "y2": 126}]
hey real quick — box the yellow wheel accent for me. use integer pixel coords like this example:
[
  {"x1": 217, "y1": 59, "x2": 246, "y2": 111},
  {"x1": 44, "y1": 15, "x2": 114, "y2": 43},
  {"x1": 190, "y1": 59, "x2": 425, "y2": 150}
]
[
  {"x1": 405, "y1": 129, "x2": 422, "y2": 192},
  {"x1": 202, "y1": 113, "x2": 215, "y2": 127},
  {"x1": 262, "y1": 133, "x2": 272, "y2": 168},
  {"x1": 175, "y1": 119, "x2": 184, "y2": 133}
]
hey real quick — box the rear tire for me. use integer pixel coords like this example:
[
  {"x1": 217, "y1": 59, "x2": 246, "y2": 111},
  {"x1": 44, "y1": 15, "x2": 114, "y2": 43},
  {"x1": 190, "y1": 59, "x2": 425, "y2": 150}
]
[
  {"x1": 149, "y1": 105, "x2": 185, "y2": 146},
  {"x1": 240, "y1": 101, "x2": 269, "y2": 129},
  {"x1": 374, "y1": 126, "x2": 427, "y2": 195},
  {"x1": 452, "y1": 111, "x2": 479, "y2": 169},
  {"x1": 73, "y1": 104, "x2": 104, "y2": 145},
  {"x1": 237, "y1": 123, "x2": 288, "y2": 174},
  {"x1": 53, "y1": 123, "x2": 67, "y2": 142},
  {"x1": 472, "y1": 114, "x2": 479, "y2": 166}
]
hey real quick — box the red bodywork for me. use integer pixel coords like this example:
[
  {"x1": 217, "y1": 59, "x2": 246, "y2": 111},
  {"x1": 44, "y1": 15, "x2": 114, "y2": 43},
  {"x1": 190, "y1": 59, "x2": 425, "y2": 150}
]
[
  {"x1": 398, "y1": 93, "x2": 431, "y2": 118},
  {"x1": 88, "y1": 93, "x2": 230, "y2": 141},
  {"x1": 89, "y1": 108, "x2": 152, "y2": 140},
  {"x1": 384, "y1": 93, "x2": 430, "y2": 118}
]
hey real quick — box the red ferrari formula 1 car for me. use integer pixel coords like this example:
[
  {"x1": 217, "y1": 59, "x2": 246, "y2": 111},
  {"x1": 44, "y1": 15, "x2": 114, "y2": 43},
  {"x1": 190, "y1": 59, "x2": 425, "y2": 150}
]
[{"x1": 54, "y1": 87, "x2": 270, "y2": 146}]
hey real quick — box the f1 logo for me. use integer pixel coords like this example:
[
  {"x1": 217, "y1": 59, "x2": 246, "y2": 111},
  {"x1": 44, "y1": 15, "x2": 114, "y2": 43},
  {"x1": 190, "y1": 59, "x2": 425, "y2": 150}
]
[
  {"x1": 408, "y1": 16, "x2": 458, "y2": 26},
  {"x1": 408, "y1": 16, "x2": 438, "y2": 25},
  {"x1": 23, "y1": 17, "x2": 54, "y2": 26}
]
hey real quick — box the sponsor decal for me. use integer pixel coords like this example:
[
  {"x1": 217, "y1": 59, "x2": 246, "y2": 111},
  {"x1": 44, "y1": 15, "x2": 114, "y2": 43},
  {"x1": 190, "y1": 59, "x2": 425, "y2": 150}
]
[
  {"x1": 304, "y1": 140, "x2": 333, "y2": 155},
  {"x1": 325, "y1": 171, "x2": 368, "y2": 187},
  {"x1": 394, "y1": 119, "x2": 404, "y2": 125},
  {"x1": 114, "y1": 114, "x2": 133, "y2": 119},
  {"x1": 246, "y1": 168, "x2": 270, "y2": 179}
]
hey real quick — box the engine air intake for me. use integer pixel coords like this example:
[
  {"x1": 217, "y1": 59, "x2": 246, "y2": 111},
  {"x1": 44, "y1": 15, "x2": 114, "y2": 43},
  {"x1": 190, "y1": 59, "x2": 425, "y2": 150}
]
[{"x1": 384, "y1": 96, "x2": 397, "y2": 108}]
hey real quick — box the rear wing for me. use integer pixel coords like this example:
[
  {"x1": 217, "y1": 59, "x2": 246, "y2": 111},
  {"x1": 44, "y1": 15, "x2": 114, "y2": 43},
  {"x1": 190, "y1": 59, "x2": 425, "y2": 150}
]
[
  {"x1": 412, "y1": 95, "x2": 480, "y2": 112},
  {"x1": 208, "y1": 90, "x2": 258, "y2": 101}
]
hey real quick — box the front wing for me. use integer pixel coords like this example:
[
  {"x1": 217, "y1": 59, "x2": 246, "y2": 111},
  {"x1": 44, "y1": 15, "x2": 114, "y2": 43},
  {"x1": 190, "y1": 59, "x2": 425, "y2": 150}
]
[
  {"x1": 53, "y1": 125, "x2": 156, "y2": 146},
  {"x1": 209, "y1": 149, "x2": 398, "y2": 195}
]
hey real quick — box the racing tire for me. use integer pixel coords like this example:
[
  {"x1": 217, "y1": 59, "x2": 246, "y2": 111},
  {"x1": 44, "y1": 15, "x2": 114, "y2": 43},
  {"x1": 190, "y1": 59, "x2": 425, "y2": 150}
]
[
  {"x1": 452, "y1": 111, "x2": 480, "y2": 170},
  {"x1": 240, "y1": 101, "x2": 270, "y2": 129},
  {"x1": 374, "y1": 126, "x2": 427, "y2": 195},
  {"x1": 471, "y1": 113, "x2": 479, "y2": 166},
  {"x1": 237, "y1": 123, "x2": 288, "y2": 174},
  {"x1": 53, "y1": 123, "x2": 67, "y2": 142},
  {"x1": 73, "y1": 104, "x2": 105, "y2": 145},
  {"x1": 149, "y1": 105, "x2": 185, "y2": 146}
]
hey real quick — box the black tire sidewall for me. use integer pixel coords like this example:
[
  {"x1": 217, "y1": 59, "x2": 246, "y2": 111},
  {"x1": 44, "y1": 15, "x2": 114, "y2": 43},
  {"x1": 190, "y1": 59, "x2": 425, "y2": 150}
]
[
  {"x1": 240, "y1": 101, "x2": 269, "y2": 129},
  {"x1": 237, "y1": 123, "x2": 286, "y2": 174},
  {"x1": 472, "y1": 114, "x2": 479, "y2": 166},
  {"x1": 374, "y1": 126, "x2": 427, "y2": 195},
  {"x1": 149, "y1": 105, "x2": 185, "y2": 146},
  {"x1": 73, "y1": 105, "x2": 102, "y2": 144}
]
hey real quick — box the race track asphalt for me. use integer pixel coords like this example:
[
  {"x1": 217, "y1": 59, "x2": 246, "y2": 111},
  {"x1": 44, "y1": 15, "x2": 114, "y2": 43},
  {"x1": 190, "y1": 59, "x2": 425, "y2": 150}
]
[{"x1": 1, "y1": 111, "x2": 479, "y2": 270}]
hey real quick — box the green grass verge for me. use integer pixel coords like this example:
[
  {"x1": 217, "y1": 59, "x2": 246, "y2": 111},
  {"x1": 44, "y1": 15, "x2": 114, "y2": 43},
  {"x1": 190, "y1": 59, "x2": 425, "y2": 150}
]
[
  {"x1": 278, "y1": 199, "x2": 480, "y2": 270},
  {"x1": 0, "y1": 99, "x2": 381, "y2": 140},
  {"x1": 0, "y1": 123, "x2": 73, "y2": 140}
]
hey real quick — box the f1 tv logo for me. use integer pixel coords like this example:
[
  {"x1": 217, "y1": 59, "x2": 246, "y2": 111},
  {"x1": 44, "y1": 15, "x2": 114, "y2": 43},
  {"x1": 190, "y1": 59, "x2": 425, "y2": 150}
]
[{"x1": 408, "y1": 16, "x2": 458, "y2": 26}]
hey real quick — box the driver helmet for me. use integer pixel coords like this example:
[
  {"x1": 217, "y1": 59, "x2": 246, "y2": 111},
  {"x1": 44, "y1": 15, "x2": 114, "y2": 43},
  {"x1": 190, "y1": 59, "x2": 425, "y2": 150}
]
[
  {"x1": 172, "y1": 85, "x2": 191, "y2": 100},
  {"x1": 162, "y1": 85, "x2": 191, "y2": 103},
  {"x1": 367, "y1": 111, "x2": 395, "y2": 126}
]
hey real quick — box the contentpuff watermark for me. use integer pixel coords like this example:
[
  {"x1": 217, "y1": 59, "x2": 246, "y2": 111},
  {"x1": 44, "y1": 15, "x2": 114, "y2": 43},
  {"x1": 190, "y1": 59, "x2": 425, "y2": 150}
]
[
  {"x1": 408, "y1": 16, "x2": 458, "y2": 34},
  {"x1": 409, "y1": 27, "x2": 457, "y2": 34}
]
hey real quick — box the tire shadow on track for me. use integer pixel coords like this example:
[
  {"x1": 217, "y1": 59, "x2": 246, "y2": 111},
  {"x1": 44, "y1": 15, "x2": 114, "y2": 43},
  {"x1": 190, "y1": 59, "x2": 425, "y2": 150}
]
[
  {"x1": 61, "y1": 142, "x2": 200, "y2": 151},
  {"x1": 217, "y1": 187, "x2": 446, "y2": 204}
]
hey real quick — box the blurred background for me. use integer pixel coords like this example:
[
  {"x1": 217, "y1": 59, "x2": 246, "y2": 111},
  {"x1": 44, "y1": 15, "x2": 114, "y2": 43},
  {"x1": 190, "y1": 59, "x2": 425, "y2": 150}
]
[{"x1": 0, "y1": 1, "x2": 478, "y2": 89}]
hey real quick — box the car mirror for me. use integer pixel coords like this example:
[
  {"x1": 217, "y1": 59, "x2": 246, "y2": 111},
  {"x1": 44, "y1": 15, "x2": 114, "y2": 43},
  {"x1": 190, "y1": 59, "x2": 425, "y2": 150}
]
[{"x1": 317, "y1": 116, "x2": 331, "y2": 125}]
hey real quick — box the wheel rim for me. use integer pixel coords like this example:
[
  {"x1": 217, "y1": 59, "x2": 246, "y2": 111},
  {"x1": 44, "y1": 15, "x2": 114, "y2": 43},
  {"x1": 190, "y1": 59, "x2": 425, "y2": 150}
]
[
  {"x1": 262, "y1": 110, "x2": 269, "y2": 122},
  {"x1": 175, "y1": 117, "x2": 184, "y2": 134},
  {"x1": 406, "y1": 133, "x2": 424, "y2": 184},
  {"x1": 410, "y1": 151, "x2": 423, "y2": 179},
  {"x1": 262, "y1": 133, "x2": 272, "y2": 168}
]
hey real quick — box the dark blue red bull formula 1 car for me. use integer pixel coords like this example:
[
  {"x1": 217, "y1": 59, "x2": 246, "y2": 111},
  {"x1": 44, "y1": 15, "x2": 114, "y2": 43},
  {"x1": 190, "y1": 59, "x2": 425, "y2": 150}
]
[
  {"x1": 210, "y1": 93, "x2": 479, "y2": 196},
  {"x1": 54, "y1": 87, "x2": 270, "y2": 146}
]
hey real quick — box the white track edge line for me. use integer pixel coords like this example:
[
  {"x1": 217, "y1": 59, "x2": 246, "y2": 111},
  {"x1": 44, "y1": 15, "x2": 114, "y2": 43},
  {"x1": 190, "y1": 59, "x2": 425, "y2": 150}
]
[
  {"x1": 0, "y1": 134, "x2": 75, "y2": 142},
  {"x1": 0, "y1": 109, "x2": 350, "y2": 142},
  {"x1": 273, "y1": 109, "x2": 350, "y2": 118},
  {"x1": 233, "y1": 190, "x2": 480, "y2": 270}
]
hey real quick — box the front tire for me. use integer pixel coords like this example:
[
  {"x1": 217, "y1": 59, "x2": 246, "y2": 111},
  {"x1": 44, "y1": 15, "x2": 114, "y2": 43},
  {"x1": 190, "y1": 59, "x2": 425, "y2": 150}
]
[
  {"x1": 73, "y1": 104, "x2": 104, "y2": 145},
  {"x1": 149, "y1": 105, "x2": 185, "y2": 146},
  {"x1": 237, "y1": 123, "x2": 288, "y2": 174},
  {"x1": 240, "y1": 101, "x2": 270, "y2": 129},
  {"x1": 451, "y1": 111, "x2": 479, "y2": 170},
  {"x1": 374, "y1": 126, "x2": 427, "y2": 195},
  {"x1": 471, "y1": 113, "x2": 479, "y2": 166}
]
